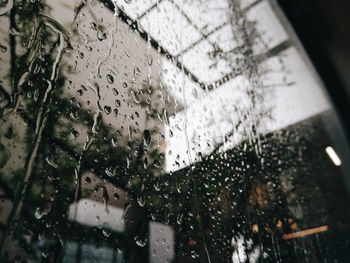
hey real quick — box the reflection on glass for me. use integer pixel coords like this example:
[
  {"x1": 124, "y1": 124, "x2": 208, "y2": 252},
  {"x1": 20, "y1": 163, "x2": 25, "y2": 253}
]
[{"x1": 0, "y1": 0, "x2": 350, "y2": 262}]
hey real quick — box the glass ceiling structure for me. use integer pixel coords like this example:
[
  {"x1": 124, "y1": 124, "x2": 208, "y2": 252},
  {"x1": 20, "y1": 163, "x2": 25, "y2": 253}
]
[
  {"x1": 96, "y1": 0, "x2": 329, "y2": 172},
  {"x1": 101, "y1": 0, "x2": 291, "y2": 90}
]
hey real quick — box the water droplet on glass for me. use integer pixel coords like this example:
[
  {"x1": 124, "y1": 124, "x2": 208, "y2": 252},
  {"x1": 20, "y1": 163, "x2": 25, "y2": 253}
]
[
  {"x1": 45, "y1": 156, "x2": 58, "y2": 169},
  {"x1": 163, "y1": 109, "x2": 170, "y2": 125},
  {"x1": 137, "y1": 191, "x2": 145, "y2": 207},
  {"x1": 85, "y1": 176, "x2": 91, "y2": 184},
  {"x1": 147, "y1": 55, "x2": 153, "y2": 66},
  {"x1": 143, "y1": 130, "x2": 151, "y2": 146},
  {"x1": 35, "y1": 207, "x2": 49, "y2": 220},
  {"x1": 131, "y1": 90, "x2": 141, "y2": 104},
  {"x1": 107, "y1": 74, "x2": 114, "y2": 84},
  {"x1": 115, "y1": 100, "x2": 121, "y2": 107},
  {"x1": 153, "y1": 160, "x2": 161, "y2": 168},
  {"x1": 0, "y1": 0, "x2": 13, "y2": 16},
  {"x1": 102, "y1": 228, "x2": 112, "y2": 237},
  {"x1": 0, "y1": 44, "x2": 7, "y2": 53},
  {"x1": 70, "y1": 129, "x2": 79, "y2": 139},
  {"x1": 101, "y1": 186, "x2": 110, "y2": 214},
  {"x1": 112, "y1": 88, "x2": 119, "y2": 96},
  {"x1": 76, "y1": 89, "x2": 83, "y2": 96},
  {"x1": 97, "y1": 31, "x2": 107, "y2": 41},
  {"x1": 134, "y1": 67, "x2": 141, "y2": 76},
  {"x1": 114, "y1": 192, "x2": 120, "y2": 200},
  {"x1": 104, "y1": 105, "x2": 112, "y2": 115},
  {"x1": 177, "y1": 213, "x2": 183, "y2": 225},
  {"x1": 90, "y1": 22, "x2": 97, "y2": 31}
]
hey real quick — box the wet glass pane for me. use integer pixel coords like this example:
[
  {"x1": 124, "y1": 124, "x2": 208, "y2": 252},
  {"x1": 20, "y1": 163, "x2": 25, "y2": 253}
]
[{"x1": 0, "y1": 0, "x2": 350, "y2": 262}]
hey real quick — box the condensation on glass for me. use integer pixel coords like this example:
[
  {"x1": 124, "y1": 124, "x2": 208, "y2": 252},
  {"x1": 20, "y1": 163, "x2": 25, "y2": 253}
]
[{"x1": 0, "y1": 0, "x2": 350, "y2": 262}]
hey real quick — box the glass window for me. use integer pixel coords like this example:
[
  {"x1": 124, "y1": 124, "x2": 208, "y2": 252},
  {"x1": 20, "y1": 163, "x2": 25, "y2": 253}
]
[{"x1": 0, "y1": 0, "x2": 350, "y2": 262}]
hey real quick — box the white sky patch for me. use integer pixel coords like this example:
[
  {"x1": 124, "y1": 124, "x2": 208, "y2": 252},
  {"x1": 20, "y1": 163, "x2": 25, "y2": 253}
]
[
  {"x1": 68, "y1": 199, "x2": 124, "y2": 232},
  {"x1": 160, "y1": 0, "x2": 331, "y2": 172},
  {"x1": 246, "y1": 1, "x2": 289, "y2": 54},
  {"x1": 164, "y1": 76, "x2": 251, "y2": 172},
  {"x1": 180, "y1": 39, "x2": 232, "y2": 84},
  {"x1": 164, "y1": 45, "x2": 331, "y2": 172},
  {"x1": 208, "y1": 23, "x2": 238, "y2": 52},
  {"x1": 149, "y1": 222, "x2": 175, "y2": 263},
  {"x1": 161, "y1": 58, "x2": 205, "y2": 107},
  {"x1": 262, "y1": 47, "x2": 330, "y2": 133}
]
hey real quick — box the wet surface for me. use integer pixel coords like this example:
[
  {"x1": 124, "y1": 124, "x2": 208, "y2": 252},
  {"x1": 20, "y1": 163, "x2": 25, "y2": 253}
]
[{"x1": 0, "y1": 0, "x2": 350, "y2": 262}]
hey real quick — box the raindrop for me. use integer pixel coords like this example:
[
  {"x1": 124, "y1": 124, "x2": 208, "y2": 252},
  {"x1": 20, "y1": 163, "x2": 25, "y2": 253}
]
[
  {"x1": 135, "y1": 235, "x2": 148, "y2": 247},
  {"x1": 76, "y1": 89, "x2": 83, "y2": 96},
  {"x1": 126, "y1": 155, "x2": 131, "y2": 169},
  {"x1": 112, "y1": 88, "x2": 119, "y2": 96},
  {"x1": 134, "y1": 67, "x2": 141, "y2": 76},
  {"x1": 134, "y1": 222, "x2": 149, "y2": 248},
  {"x1": 97, "y1": 31, "x2": 107, "y2": 41},
  {"x1": 163, "y1": 109, "x2": 170, "y2": 125},
  {"x1": 102, "y1": 228, "x2": 112, "y2": 237},
  {"x1": 0, "y1": 0, "x2": 13, "y2": 16},
  {"x1": 105, "y1": 165, "x2": 115, "y2": 177},
  {"x1": 122, "y1": 82, "x2": 128, "y2": 89},
  {"x1": 101, "y1": 186, "x2": 110, "y2": 214},
  {"x1": 107, "y1": 74, "x2": 114, "y2": 84},
  {"x1": 147, "y1": 54, "x2": 153, "y2": 66},
  {"x1": 131, "y1": 90, "x2": 141, "y2": 104},
  {"x1": 70, "y1": 129, "x2": 79, "y2": 139},
  {"x1": 143, "y1": 129, "x2": 151, "y2": 146},
  {"x1": 84, "y1": 176, "x2": 91, "y2": 184},
  {"x1": 90, "y1": 22, "x2": 97, "y2": 31},
  {"x1": 143, "y1": 157, "x2": 148, "y2": 169},
  {"x1": 177, "y1": 213, "x2": 183, "y2": 225},
  {"x1": 35, "y1": 207, "x2": 49, "y2": 220},
  {"x1": 153, "y1": 160, "x2": 161, "y2": 168},
  {"x1": 122, "y1": 203, "x2": 131, "y2": 223},
  {"x1": 111, "y1": 137, "x2": 118, "y2": 147},
  {"x1": 115, "y1": 100, "x2": 121, "y2": 107},
  {"x1": 45, "y1": 156, "x2": 58, "y2": 169},
  {"x1": 114, "y1": 192, "x2": 120, "y2": 200},
  {"x1": 137, "y1": 191, "x2": 145, "y2": 207},
  {"x1": 33, "y1": 89, "x2": 39, "y2": 102},
  {"x1": 104, "y1": 105, "x2": 112, "y2": 115},
  {"x1": 9, "y1": 26, "x2": 19, "y2": 36},
  {"x1": 0, "y1": 44, "x2": 7, "y2": 53},
  {"x1": 154, "y1": 178, "x2": 161, "y2": 191},
  {"x1": 191, "y1": 250, "x2": 198, "y2": 259}
]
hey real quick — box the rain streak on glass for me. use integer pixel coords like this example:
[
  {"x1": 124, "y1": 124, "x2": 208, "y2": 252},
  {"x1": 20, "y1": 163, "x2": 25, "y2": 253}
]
[{"x1": 0, "y1": 0, "x2": 350, "y2": 263}]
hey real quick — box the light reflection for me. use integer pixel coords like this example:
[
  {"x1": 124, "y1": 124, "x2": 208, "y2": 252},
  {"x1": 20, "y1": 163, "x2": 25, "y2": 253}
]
[
  {"x1": 282, "y1": 225, "x2": 329, "y2": 240},
  {"x1": 325, "y1": 146, "x2": 342, "y2": 166}
]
